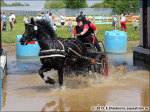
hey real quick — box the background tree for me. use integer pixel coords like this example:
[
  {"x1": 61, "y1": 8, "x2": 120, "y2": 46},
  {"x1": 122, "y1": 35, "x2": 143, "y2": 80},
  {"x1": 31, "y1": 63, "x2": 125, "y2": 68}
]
[
  {"x1": 90, "y1": 0, "x2": 114, "y2": 8},
  {"x1": 129, "y1": 0, "x2": 140, "y2": 13},
  {"x1": 8, "y1": 2, "x2": 29, "y2": 6},
  {"x1": 113, "y1": 0, "x2": 131, "y2": 14},
  {"x1": 44, "y1": 0, "x2": 65, "y2": 9},
  {"x1": 113, "y1": 0, "x2": 139, "y2": 14},
  {"x1": 64, "y1": 0, "x2": 87, "y2": 9},
  {"x1": 91, "y1": 0, "x2": 139, "y2": 14},
  {"x1": 1, "y1": 0, "x2": 8, "y2": 6},
  {"x1": 1, "y1": 0, "x2": 29, "y2": 6}
]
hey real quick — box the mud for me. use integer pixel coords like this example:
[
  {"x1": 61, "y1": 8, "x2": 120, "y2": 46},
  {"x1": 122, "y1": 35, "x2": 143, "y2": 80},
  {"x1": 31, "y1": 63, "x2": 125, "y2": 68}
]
[
  {"x1": 2, "y1": 43, "x2": 16, "y2": 55},
  {"x1": 3, "y1": 54, "x2": 150, "y2": 111}
]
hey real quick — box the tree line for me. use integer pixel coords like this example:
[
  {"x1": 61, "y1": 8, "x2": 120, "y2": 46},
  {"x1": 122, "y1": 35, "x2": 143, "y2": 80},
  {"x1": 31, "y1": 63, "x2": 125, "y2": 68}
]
[
  {"x1": 44, "y1": 0, "x2": 139, "y2": 14},
  {"x1": 0, "y1": 0, "x2": 140, "y2": 14},
  {"x1": 1, "y1": 0, "x2": 29, "y2": 6},
  {"x1": 44, "y1": 0, "x2": 87, "y2": 9}
]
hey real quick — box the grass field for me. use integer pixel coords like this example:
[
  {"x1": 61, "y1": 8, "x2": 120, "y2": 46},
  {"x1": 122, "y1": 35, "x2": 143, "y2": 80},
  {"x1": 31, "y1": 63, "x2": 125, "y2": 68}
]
[
  {"x1": 2, "y1": 16, "x2": 140, "y2": 54},
  {"x1": 2, "y1": 16, "x2": 140, "y2": 44}
]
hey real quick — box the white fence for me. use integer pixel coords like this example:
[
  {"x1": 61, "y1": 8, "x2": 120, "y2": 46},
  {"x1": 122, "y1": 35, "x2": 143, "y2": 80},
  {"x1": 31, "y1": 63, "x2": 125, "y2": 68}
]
[{"x1": 1, "y1": 7, "x2": 114, "y2": 16}]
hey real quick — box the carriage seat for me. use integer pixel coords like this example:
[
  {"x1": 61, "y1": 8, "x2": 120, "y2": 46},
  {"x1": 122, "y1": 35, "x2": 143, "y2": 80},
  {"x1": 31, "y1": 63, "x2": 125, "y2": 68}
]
[
  {"x1": 84, "y1": 43, "x2": 104, "y2": 59},
  {"x1": 84, "y1": 43, "x2": 97, "y2": 58}
]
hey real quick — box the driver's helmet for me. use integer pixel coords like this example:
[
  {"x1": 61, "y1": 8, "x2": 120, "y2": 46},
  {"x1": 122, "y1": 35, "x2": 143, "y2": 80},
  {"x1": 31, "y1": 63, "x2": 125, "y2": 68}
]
[{"x1": 76, "y1": 15, "x2": 86, "y2": 22}]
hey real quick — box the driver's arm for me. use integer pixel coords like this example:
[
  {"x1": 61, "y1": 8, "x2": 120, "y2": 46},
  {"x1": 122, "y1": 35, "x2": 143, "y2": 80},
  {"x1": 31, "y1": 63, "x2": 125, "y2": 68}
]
[
  {"x1": 72, "y1": 26, "x2": 88, "y2": 37},
  {"x1": 80, "y1": 24, "x2": 89, "y2": 35},
  {"x1": 80, "y1": 28, "x2": 88, "y2": 35},
  {"x1": 90, "y1": 23, "x2": 97, "y2": 36},
  {"x1": 94, "y1": 29, "x2": 97, "y2": 36},
  {"x1": 72, "y1": 24, "x2": 89, "y2": 36}
]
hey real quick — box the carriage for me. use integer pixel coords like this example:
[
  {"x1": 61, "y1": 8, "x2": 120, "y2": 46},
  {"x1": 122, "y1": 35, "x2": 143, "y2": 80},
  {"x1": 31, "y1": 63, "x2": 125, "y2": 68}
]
[
  {"x1": 63, "y1": 37, "x2": 108, "y2": 77},
  {"x1": 20, "y1": 19, "x2": 108, "y2": 87}
]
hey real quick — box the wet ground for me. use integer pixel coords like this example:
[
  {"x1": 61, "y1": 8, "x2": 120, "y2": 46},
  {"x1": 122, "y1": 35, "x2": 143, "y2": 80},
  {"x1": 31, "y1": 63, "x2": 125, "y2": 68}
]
[{"x1": 3, "y1": 54, "x2": 150, "y2": 111}]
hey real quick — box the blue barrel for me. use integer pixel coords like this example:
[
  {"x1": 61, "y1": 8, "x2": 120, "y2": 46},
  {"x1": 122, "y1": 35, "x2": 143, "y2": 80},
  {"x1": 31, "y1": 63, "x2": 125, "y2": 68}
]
[
  {"x1": 104, "y1": 30, "x2": 127, "y2": 54},
  {"x1": 16, "y1": 35, "x2": 40, "y2": 59}
]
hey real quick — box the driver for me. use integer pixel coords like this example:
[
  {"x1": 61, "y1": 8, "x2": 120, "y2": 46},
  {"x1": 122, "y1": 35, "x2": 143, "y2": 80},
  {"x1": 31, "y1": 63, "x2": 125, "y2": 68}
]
[{"x1": 72, "y1": 15, "x2": 101, "y2": 52}]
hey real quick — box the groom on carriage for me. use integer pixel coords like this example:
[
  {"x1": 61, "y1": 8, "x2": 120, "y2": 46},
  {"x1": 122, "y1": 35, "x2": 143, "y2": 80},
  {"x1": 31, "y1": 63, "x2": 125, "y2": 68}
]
[{"x1": 72, "y1": 15, "x2": 102, "y2": 52}]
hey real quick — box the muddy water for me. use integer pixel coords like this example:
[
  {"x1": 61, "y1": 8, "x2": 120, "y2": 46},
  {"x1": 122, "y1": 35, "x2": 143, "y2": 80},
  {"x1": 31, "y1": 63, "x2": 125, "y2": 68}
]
[{"x1": 3, "y1": 54, "x2": 149, "y2": 111}]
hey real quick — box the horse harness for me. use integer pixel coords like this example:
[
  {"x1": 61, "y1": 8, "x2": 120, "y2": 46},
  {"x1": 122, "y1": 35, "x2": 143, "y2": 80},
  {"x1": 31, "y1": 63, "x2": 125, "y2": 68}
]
[
  {"x1": 39, "y1": 39, "x2": 66, "y2": 58},
  {"x1": 30, "y1": 23, "x2": 101, "y2": 62},
  {"x1": 39, "y1": 38, "x2": 102, "y2": 65}
]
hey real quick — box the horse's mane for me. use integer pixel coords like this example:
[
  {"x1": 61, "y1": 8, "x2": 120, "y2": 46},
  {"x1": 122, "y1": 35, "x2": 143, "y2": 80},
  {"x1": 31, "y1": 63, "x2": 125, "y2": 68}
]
[{"x1": 36, "y1": 20, "x2": 57, "y2": 39}]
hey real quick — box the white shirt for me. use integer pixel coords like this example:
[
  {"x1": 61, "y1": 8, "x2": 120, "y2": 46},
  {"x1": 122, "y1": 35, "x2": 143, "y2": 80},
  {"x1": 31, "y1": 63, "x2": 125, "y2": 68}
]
[
  {"x1": 49, "y1": 16, "x2": 52, "y2": 22},
  {"x1": 11, "y1": 14, "x2": 15, "y2": 19},
  {"x1": 53, "y1": 25, "x2": 57, "y2": 31},
  {"x1": 9, "y1": 16, "x2": 12, "y2": 22},
  {"x1": 24, "y1": 17, "x2": 28, "y2": 23},
  {"x1": 60, "y1": 15, "x2": 65, "y2": 22},
  {"x1": 113, "y1": 17, "x2": 117, "y2": 22},
  {"x1": 133, "y1": 21, "x2": 138, "y2": 26},
  {"x1": 9, "y1": 14, "x2": 16, "y2": 22},
  {"x1": 121, "y1": 16, "x2": 126, "y2": 22}
]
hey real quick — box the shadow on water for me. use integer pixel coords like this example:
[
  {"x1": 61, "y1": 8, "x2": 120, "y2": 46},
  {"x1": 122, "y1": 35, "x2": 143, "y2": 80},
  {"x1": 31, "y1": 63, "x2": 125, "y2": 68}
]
[
  {"x1": 41, "y1": 97, "x2": 68, "y2": 112},
  {"x1": 40, "y1": 87, "x2": 149, "y2": 112}
]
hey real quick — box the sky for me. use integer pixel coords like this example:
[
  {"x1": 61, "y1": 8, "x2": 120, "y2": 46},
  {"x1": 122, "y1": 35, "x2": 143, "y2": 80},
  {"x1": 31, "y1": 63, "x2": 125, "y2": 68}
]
[{"x1": 4, "y1": 0, "x2": 104, "y2": 7}]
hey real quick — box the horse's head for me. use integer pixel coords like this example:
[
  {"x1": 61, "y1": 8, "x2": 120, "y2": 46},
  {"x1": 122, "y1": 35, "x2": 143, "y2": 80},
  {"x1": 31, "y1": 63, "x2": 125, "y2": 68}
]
[{"x1": 20, "y1": 18, "x2": 38, "y2": 45}]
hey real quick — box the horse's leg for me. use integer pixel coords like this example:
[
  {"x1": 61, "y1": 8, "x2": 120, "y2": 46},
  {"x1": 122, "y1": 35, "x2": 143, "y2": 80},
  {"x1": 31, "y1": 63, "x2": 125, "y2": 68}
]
[
  {"x1": 39, "y1": 65, "x2": 55, "y2": 84},
  {"x1": 58, "y1": 67, "x2": 64, "y2": 86}
]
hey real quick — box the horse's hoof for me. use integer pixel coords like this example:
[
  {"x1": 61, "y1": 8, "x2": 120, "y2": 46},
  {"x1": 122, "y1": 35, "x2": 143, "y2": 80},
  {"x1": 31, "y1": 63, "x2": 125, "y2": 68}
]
[
  {"x1": 59, "y1": 85, "x2": 66, "y2": 90},
  {"x1": 45, "y1": 77, "x2": 55, "y2": 84}
]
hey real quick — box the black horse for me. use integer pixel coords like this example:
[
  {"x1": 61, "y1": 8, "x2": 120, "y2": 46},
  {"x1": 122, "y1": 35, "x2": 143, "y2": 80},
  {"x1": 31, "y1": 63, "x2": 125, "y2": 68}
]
[{"x1": 20, "y1": 18, "x2": 87, "y2": 87}]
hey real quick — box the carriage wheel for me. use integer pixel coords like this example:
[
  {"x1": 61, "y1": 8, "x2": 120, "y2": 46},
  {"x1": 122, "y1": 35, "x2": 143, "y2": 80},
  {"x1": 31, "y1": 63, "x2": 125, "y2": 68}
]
[{"x1": 100, "y1": 58, "x2": 108, "y2": 76}]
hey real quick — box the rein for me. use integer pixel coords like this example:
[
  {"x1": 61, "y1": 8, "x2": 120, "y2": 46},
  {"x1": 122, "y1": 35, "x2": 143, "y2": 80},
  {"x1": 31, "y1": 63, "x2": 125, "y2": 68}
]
[{"x1": 68, "y1": 47, "x2": 102, "y2": 65}]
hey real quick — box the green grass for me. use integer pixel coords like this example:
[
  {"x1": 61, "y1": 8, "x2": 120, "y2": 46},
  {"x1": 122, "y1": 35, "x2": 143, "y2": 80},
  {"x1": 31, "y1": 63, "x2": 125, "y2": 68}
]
[{"x1": 2, "y1": 16, "x2": 140, "y2": 43}]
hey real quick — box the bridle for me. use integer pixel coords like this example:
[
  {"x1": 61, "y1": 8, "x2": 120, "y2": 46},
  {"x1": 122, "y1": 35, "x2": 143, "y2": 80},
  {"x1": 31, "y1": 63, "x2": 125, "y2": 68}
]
[{"x1": 24, "y1": 23, "x2": 66, "y2": 58}]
